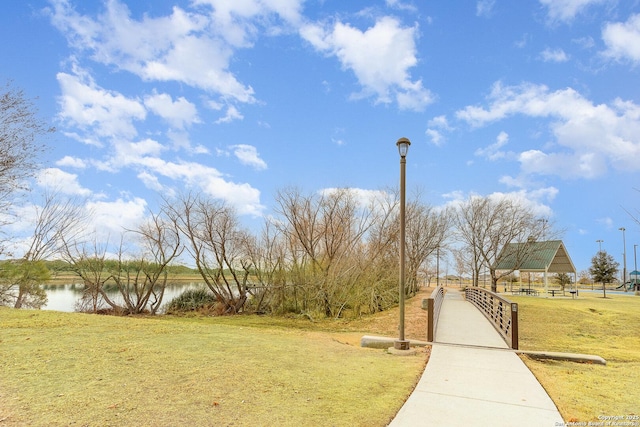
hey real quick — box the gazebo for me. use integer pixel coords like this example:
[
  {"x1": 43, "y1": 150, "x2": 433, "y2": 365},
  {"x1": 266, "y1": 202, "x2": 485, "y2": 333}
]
[{"x1": 494, "y1": 240, "x2": 577, "y2": 294}]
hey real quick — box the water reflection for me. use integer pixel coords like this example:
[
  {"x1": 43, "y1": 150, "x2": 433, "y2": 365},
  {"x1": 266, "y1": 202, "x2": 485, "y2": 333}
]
[{"x1": 41, "y1": 283, "x2": 206, "y2": 313}]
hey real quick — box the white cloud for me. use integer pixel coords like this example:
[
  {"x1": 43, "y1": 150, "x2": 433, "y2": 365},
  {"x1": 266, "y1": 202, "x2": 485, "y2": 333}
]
[
  {"x1": 35, "y1": 168, "x2": 92, "y2": 197},
  {"x1": 86, "y1": 197, "x2": 148, "y2": 239},
  {"x1": 137, "y1": 170, "x2": 167, "y2": 193},
  {"x1": 428, "y1": 115, "x2": 452, "y2": 130},
  {"x1": 426, "y1": 129, "x2": 444, "y2": 146},
  {"x1": 132, "y1": 157, "x2": 264, "y2": 216},
  {"x1": 539, "y1": 0, "x2": 608, "y2": 23},
  {"x1": 476, "y1": 0, "x2": 496, "y2": 18},
  {"x1": 475, "y1": 131, "x2": 510, "y2": 161},
  {"x1": 426, "y1": 115, "x2": 452, "y2": 145},
  {"x1": 231, "y1": 144, "x2": 268, "y2": 170},
  {"x1": 385, "y1": 0, "x2": 418, "y2": 13},
  {"x1": 597, "y1": 216, "x2": 613, "y2": 229},
  {"x1": 48, "y1": 0, "x2": 256, "y2": 104},
  {"x1": 491, "y1": 190, "x2": 556, "y2": 217},
  {"x1": 193, "y1": 0, "x2": 303, "y2": 46},
  {"x1": 517, "y1": 150, "x2": 607, "y2": 179},
  {"x1": 300, "y1": 16, "x2": 433, "y2": 111},
  {"x1": 56, "y1": 155, "x2": 87, "y2": 169},
  {"x1": 215, "y1": 105, "x2": 244, "y2": 124},
  {"x1": 540, "y1": 47, "x2": 569, "y2": 62},
  {"x1": 319, "y1": 188, "x2": 393, "y2": 211},
  {"x1": 443, "y1": 189, "x2": 556, "y2": 218},
  {"x1": 56, "y1": 70, "x2": 146, "y2": 139},
  {"x1": 144, "y1": 92, "x2": 201, "y2": 129},
  {"x1": 456, "y1": 81, "x2": 640, "y2": 178},
  {"x1": 602, "y1": 14, "x2": 640, "y2": 64},
  {"x1": 101, "y1": 138, "x2": 166, "y2": 171}
]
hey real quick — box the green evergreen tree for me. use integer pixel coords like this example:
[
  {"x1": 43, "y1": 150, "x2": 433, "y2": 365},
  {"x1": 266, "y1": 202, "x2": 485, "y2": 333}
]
[{"x1": 589, "y1": 250, "x2": 619, "y2": 298}]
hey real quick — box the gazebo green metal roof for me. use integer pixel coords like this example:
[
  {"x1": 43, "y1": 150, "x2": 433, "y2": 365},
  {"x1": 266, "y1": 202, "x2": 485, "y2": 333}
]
[{"x1": 494, "y1": 240, "x2": 576, "y2": 274}]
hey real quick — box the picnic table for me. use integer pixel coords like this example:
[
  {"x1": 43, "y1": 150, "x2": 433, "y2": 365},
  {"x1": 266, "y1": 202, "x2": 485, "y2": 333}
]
[
  {"x1": 513, "y1": 288, "x2": 539, "y2": 296},
  {"x1": 549, "y1": 289, "x2": 563, "y2": 297}
]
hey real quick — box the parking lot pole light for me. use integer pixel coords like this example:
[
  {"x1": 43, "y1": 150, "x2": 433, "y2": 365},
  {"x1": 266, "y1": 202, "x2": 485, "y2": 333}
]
[
  {"x1": 395, "y1": 137, "x2": 411, "y2": 351},
  {"x1": 620, "y1": 227, "x2": 627, "y2": 291}
]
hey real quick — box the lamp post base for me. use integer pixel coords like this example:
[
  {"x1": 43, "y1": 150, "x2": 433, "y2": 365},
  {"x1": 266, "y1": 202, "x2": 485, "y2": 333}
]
[
  {"x1": 389, "y1": 340, "x2": 416, "y2": 356},
  {"x1": 394, "y1": 340, "x2": 410, "y2": 350}
]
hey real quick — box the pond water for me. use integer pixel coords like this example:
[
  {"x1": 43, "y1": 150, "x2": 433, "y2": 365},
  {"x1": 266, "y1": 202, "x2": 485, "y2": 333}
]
[{"x1": 41, "y1": 283, "x2": 206, "y2": 313}]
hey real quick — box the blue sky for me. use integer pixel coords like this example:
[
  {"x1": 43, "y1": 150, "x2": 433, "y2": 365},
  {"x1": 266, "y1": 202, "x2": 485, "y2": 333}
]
[{"x1": 1, "y1": 0, "x2": 639, "y2": 274}]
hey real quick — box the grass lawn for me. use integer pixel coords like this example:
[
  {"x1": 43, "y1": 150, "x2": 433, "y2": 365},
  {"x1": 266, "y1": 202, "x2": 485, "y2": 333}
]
[
  {"x1": 0, "y1": 289, "x2": 431, "y2": 427},
  {"x1": 511, "y1": 291, "x2": 640, "y2": 423}
]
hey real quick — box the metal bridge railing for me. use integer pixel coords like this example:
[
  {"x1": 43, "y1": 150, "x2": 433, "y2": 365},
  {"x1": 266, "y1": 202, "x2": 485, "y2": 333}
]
[{"x1": 465, "y1": 286, "x2": 519, "y2": 349}]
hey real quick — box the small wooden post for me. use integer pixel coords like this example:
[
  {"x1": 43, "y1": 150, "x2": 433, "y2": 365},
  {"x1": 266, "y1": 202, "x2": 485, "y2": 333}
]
[
  {"x1": 511, "y1": 302, "x2": 519, "y2": 350},
  {"x1": 427, "y1": 298, "x2": 435, "y2": 342}
]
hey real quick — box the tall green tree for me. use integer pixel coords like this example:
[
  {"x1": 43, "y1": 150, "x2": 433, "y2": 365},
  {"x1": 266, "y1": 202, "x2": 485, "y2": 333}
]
[{"x1": 589, "y1": 250, "x2": 619, "y2": 298}]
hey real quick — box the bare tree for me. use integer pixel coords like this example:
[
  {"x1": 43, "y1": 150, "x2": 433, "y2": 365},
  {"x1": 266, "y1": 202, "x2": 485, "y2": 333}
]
[
  {"x1": 60, "y1": 210, "x2": 183, "y2": 315},
  {"x1": 243, "y1": 221, "x2": 289, "y2": 314},
  {"x1": 60, "y1": 236, "x2": 116, "y2": 313},
  {"x1": 452, "y1": 248, "x2": 469, "y2": 287},
  {"x1": 404, "y1": 201, "x2": 450, "y2": 294},
  {"x1": 0, "y1": 191, "x2": 87, "y2": 308},
  {"x1": 163, "y1": 193, "x2": 251, "y2": 314},
  {"x1": 453, "y1": 195, "x2": 546, "y2": 292},
  {"x1": 273, "y1": 187, "x2": 386, "y2": 318},
  {"x1": 0, "y1": 82, "x2": 53, "y2": 253},
  {"x1": 110, "y1": 212, "x2": 184, "y2": 314},
  {"x1": 24, "y1": 190, "x2": 88, "y2": 261}
]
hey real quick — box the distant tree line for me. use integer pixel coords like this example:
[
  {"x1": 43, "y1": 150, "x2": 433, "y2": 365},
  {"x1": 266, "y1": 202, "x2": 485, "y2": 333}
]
[{"x1": 1, "y1": 185, "x2": 553, "y2": 317}]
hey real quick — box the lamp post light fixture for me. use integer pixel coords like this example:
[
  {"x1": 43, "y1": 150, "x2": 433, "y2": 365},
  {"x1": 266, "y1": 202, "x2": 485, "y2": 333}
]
[
  {"x1": 620, "y1": 227, "x2": 627, "y2": 291},
  {"x1": 395, "y1": 137, "x2": 411, "y2": 351}
]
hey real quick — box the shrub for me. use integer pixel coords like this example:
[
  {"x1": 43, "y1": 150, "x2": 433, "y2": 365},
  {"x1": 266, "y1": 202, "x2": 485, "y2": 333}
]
[{"x1": 164, "y1": 288, "x2": 217, "y2": 313}]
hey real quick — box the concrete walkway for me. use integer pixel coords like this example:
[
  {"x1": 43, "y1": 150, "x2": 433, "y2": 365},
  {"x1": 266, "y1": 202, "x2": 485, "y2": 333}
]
[{"x1": 388, "y1": 290, "x2": 564, "y2": 427}]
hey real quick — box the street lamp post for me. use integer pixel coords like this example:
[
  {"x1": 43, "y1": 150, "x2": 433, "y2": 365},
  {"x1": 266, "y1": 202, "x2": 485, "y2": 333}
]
[
  {"x1": 620, "y1": 227, "x2": 627, "y2": 291},
  {"x1": 634, "y1": 244, "x2": 638, "y2": 291},
  {"x1": 395, "y1": 137, "x2": 411, "y2": 351}
]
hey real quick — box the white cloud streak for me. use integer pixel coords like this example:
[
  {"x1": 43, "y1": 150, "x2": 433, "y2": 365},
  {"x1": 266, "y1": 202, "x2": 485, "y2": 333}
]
[
  {"x1": 475, "y1": 131, "x2": 510, "y2": 161},
  {"x1": 231, "y1": 144, "x2": 268, "y2": 171},
  {"x1": 538, "y1": 0, "x2": 608, "y2": 23},
  {"x1": 540, "y1": 47, "x2": 569, "y2": 62}
]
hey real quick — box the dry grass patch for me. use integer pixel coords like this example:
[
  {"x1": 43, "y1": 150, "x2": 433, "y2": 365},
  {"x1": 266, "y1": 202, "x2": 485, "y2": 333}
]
[
  {"x1": 0, "y1": 290, "x2": 431, "y2": 427},
  {"x1": 510, "y1": 292, "x2": 640, "y2": 422}
]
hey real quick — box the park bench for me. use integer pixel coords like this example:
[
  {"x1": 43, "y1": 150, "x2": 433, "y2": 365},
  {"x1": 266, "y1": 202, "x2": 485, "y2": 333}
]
[{"x1": 548, "y1": 289, "x2": 563, "y2": 297}]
